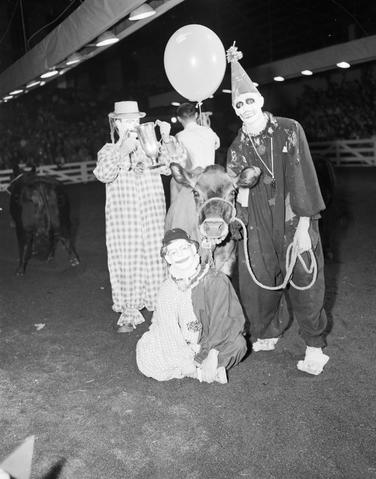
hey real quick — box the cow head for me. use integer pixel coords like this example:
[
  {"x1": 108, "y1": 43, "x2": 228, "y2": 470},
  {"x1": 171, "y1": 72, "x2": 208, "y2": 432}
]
[
  {"x1": 7, "y1": 164, "x2": 37, "y2": 195},
  {"x1": 170, "y1": 163, "x2": 261, "y2": 242}
]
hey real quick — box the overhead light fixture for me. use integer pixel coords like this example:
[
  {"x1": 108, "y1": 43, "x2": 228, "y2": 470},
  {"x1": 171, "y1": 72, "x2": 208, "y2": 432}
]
[
  {"x1": 4, "y1": 95, "x2": 13, "y2": 100},
  {"x1": 253, "y1": 82, "x2": 259, "y2": 87},
  {"x1": 171, "y1": 117, "x2": 177, "y2": 123},
  {"x1": 171, "y1": 101, "x2": 181, "y2": 107},
  {"x1": 26, "y1": 80, "x2": 40, "y2": 88},
  {"x1": 129, "y1": 4, "x2": 156, "y2": 21},
  {"x1": 301, "y1": 70, "x2": 313, "y2": 76},
  {"x1": 9, "y1": 89, "x2": 23, "y2": 95},
  {"x1": 40, "y1": 69, "x2": 59, "y2": 79},
  {"x1": 66, "y1": 53, "x2": 82, "y2": 66},
  {"x1": 40, "y1": 81, "x2": 46, "y2": 86},
  {"x1": 273, "y1": 76, "x2": 285, "y2": 82},
  {"x1": 336, "y1": 61, "x2": 350, "y2": 69},
  {"x1": 222, "y1": 89, "x2": 232, "y2": 94},
  {"x1": 95, "y1": 31, "x2": 119, "y2": 47}
]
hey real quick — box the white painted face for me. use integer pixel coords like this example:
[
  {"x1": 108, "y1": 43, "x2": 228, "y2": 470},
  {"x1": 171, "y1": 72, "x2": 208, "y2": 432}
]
[
  {"x1": 164, "y1": 239, "x2": 197, "y2": 267},
  {"x1": 115, "y1": 117, "x2": 140, "y2": 137},
  {"x1": 233, "y1": 93, "x2": 264, "y2": 124}
]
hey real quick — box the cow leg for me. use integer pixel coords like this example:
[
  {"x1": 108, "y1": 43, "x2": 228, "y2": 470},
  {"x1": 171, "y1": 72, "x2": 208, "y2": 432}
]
[
  {"x1": 17, "y1": 231, "x2": 33, "y2": 275},
  {"x1": 58, "y1": 236, "x2": 80, "y2": 267},
  {"x1": 47, "y1": 233, "x2": 59, "y2": 262}
]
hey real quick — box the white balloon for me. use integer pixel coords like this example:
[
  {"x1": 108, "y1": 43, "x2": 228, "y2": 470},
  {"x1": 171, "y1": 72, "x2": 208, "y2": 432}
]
[{"x1": 164, "y1": 25, "x2": 226, "y2": 102}]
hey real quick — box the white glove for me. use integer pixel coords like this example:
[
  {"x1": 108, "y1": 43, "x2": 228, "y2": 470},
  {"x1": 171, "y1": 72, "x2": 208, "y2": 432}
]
[
  {"x1": 156, "y1": 120, "x2": 171, "y2": 142},
  {"x1": 293, "y1": 217, "x2": 311, "y2": 254},
  {"x1": 117, "y1": 136, "x2": 138, "y2": 156},
  {"x1": 293, "y1": 226, "x2": 312, "y2": 254}
]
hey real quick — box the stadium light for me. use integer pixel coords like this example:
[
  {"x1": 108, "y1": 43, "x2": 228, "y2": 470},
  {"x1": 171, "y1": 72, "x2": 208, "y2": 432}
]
[
  {"x1": 129, "y1": 4, "x2": 156, "y2": 21},
  {"x1": 336, "y1": 61, "x2": 350, "y2": 69},
  {"x1": 40, "y1": 69, "x2": 59, "y2": 79},
  {"x1": 95, "y1": 31, "x2": 119, "y2": 47},
  {"x1": 66, "y1": 53, "x2": 82, "y2": 66},
  {"x1": 26, "y1": 80, "x2": 41, "y2": 88}
]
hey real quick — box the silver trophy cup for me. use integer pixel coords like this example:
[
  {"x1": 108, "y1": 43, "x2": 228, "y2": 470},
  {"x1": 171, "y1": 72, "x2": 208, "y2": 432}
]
[{"x1": 136, "y1": 122, "x2": 160, "y2": 167}]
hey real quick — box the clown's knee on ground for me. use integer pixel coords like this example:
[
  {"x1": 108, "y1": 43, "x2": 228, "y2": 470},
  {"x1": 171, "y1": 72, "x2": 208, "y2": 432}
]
[{"x1": 297, "y1": 346, "x2": 329, "y2": 375}]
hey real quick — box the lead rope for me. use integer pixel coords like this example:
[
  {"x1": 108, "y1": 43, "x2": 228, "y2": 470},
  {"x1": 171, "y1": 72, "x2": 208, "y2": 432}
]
[
  {"x1": 197, "y1": 196, "x2": 317, "y2": 290},
  {"x1": 232, "y1": 216, "x2": 317, "y2": 290}
]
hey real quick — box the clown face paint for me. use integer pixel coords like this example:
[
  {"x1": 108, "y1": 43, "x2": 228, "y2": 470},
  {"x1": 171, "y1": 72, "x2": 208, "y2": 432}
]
[
  {"x1": 115, "y1": 118, "x2": 140, "y2": 138},
  {"x1": 165, "y1": 239, "x2": 200, "y2": 278},
  {"x1": 233, "y1": 92, "x2": 264, "y2": 126}
]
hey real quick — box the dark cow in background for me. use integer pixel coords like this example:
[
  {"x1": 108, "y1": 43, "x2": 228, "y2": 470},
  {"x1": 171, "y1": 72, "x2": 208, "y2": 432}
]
[
  {"x1": 313, "y1": 156, "x2": 337, "y2": 260},
  {"x1": 7, "y1": 166, "x2": 79, "y2": 275}
]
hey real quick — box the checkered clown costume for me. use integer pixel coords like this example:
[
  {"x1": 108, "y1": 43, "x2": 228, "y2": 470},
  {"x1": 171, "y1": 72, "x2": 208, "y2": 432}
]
[{"x1": 94, "y1": 110, "x2": 174, "y2": 327}]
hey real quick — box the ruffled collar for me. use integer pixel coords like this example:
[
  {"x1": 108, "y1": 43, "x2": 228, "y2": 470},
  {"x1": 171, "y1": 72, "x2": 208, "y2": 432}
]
[
  {"x1": 170, "y1": 263, "x2": 210, "y2": 292},
  {"x1": 241, "y1": 112, "x2": 278, "y2": 141}
]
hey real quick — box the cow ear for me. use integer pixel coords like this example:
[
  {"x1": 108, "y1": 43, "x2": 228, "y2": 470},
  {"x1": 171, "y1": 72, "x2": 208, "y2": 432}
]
[
  {"x1": 236, "y1": 166, "x2": 262, "y2": 188},
  {"x1": 170, "y1": 162, "x2": 196, "y2": 188}
]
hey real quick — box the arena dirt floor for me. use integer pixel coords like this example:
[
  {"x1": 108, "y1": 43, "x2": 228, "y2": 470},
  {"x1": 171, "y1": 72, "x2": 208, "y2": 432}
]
[{"x1": 0, "y1": 168, "x2": 375, "y2": 479}]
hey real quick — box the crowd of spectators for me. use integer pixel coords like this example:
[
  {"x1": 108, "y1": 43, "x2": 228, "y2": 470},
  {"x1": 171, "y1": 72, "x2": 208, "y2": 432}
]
[
  {"x1": 1, "y1": 70, "x2": 376, "y2": 170},
  {"x1": 294, "y1": 71, "x2": 376, "y2": 141},
  {"x1": 0, "y1": 87, "x2": 110, "y2": 170}
]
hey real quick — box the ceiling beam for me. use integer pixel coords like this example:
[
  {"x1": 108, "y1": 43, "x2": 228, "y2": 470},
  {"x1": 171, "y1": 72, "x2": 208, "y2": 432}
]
[{"x1": 0, "y1": 0, "x2": 185, "y2": 99}]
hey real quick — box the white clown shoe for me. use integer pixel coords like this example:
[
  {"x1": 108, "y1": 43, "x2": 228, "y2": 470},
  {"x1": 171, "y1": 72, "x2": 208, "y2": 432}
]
[
  {"x1": 252, "y1": 337, "x2": 279, "y2": 352},
  {"x1": 297, "y1": 346, "x2": 329, "y2": 375}
]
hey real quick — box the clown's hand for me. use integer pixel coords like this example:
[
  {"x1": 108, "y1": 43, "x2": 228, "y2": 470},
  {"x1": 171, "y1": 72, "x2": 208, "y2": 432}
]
[
  {"x1": 200, "y1": 349, "x2": 219, "y2": 383},
  {"x1": 119, "y1": 136, "x2": 138, "y2": 156},
  {"x1": 133, "y1": 160, "x2": 146, "y2": 176},
  {"x1": 156, "y1": 120, "x2": 171, "y2": 142},
  {"x1": 293, "y1": 217, "x2": 311, "y2": 254}
]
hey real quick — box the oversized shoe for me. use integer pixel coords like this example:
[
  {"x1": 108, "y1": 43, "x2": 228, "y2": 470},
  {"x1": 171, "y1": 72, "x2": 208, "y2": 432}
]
[
  {"x1": 116, "y1": 323, "x2": 134, "y2": 333},
  {"x1": 252, "y1": 337, "x2": 279, "y2": 352},
  {"x1": 196, "y1": 366, "x2": 228, "y2": 384},
  {"x1": 297, "y1": 347, "x2": 329, "y2": 375},
  {"x1": 116, "y1": 311, "x2": 137, "y2": 333}
]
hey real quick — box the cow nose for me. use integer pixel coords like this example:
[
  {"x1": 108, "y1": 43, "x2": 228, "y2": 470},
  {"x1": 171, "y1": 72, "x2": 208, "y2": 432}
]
[{"x1": 202, "y1": 218, "x2": 228, "y2": 239}]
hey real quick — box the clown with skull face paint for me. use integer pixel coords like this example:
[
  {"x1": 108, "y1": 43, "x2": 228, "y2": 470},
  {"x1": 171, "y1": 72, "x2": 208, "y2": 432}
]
[
  {"x1": 226, "y1": 46, "x2": 329, "y2": 375},
  {"x1": 136, "y1": 228, "x2": 247, "y2": 383}
]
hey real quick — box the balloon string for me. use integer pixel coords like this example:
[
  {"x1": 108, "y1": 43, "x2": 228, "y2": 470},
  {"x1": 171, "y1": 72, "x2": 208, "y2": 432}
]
[{"x1": 197, "y1": 101, "x2": 203, "y2": 125}]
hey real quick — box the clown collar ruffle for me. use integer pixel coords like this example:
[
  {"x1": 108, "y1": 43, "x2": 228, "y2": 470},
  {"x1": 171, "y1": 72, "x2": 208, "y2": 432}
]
[
  {"x1": 241, "y1": 112, "x2": 278, "y2": 141},
  {"x1": 169, "y1": 263, "x2": 210, "y2": 292}
]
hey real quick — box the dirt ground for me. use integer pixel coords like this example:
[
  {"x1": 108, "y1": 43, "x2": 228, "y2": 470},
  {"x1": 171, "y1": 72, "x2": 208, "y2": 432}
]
[{"x1": 0, "y1": 168, "x2": 375, "y2": 479}]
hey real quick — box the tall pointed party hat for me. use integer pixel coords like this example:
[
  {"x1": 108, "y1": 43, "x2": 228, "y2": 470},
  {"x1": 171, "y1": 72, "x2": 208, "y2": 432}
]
[
  {"x1": 0, "y1": 436, "x2": 34, "y2": 479},
  {"x1": 226, "y1": 43, "x2": 260, "y2": 104}
]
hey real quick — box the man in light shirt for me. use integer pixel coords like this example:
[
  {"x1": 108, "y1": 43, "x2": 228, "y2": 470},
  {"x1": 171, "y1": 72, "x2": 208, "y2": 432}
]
[
  {"x1": 164, "y1": 103, "x2": 221, "y2": 236},
  {"x1": 176, "y1": 102, "x2": 220, "y2": 169}
]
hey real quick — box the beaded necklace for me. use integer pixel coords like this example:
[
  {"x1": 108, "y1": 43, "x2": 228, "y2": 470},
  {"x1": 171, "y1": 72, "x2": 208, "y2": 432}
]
[
  {"x1": 242, "y1": 112, "x2": 278, "y2": 188},
  {"x1": 249, "y1": 135, "x2": 275, "y2": 187}
]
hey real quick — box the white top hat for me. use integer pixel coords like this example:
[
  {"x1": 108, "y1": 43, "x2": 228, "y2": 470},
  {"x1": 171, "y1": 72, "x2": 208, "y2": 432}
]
[{"x1": 108, "y1": 101, "x2": 146, "y2": 119}]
